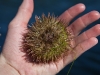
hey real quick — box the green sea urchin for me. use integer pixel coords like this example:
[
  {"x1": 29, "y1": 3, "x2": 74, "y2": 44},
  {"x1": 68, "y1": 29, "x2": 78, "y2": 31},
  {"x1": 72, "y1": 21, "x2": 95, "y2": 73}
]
[{"x1": 22, "y1": 13, "x2": 73, "y2": 64}]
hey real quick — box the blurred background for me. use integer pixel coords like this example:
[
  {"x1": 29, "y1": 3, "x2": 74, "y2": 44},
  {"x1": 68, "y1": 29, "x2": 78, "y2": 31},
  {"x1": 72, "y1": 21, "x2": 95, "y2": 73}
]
[{"x1": 0, "y1": 0, "x2": 100, "y2": 75}]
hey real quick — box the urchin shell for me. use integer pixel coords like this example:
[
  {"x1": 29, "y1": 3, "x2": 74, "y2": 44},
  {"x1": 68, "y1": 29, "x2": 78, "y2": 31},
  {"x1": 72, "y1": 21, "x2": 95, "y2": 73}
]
[{"x1": 22, "y1": 13, "x2": 73, "y2": 64}]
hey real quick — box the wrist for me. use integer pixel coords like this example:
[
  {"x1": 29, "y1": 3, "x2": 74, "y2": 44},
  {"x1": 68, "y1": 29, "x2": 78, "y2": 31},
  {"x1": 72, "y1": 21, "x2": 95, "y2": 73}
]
[{"x1": 0, "y1": 54, "x2": 20, "y2": 75}]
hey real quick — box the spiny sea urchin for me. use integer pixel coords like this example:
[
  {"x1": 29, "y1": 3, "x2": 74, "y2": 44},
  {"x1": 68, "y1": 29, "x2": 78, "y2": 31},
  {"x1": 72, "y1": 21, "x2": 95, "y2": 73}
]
[{"x1": 22, "y1": 13, "x2": 73, "y2": 64}]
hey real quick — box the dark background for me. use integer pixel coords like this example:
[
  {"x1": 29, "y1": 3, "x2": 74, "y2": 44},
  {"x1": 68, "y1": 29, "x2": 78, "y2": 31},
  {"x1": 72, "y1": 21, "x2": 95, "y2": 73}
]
[{"x1": 0, "y1": 0, "x2": 100, "y2": 75}]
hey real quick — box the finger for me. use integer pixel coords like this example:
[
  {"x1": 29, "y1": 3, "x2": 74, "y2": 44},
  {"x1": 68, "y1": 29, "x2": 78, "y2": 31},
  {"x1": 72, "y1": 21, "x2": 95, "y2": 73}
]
[
  {"x1": 69, "y1": 11, "x2": 99, "y2": 36},
  {"x1": 75, "y1": 24, "x2": 100, "y2": 45},
  {"x1": 9, "y1": 0, "x2": 34, "y2": 28},
  {"x1": 59, "y1": 3, "x2": 85, "y2": 25},
  {"x1": 74, "y1": 37, "x2": 98, "y2": 58},
  {"x1": 2, "y1": 0, "x2": 34, "y2": 52},
  {"x1": 63, "y1": 37, "x2": 98, "y2": 65}
]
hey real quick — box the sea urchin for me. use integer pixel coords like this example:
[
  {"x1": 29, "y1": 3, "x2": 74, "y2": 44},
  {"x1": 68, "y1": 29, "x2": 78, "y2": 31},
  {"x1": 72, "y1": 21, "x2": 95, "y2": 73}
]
[{"x1": 22, "y1": 13, "x2": 73, "y2": 64}]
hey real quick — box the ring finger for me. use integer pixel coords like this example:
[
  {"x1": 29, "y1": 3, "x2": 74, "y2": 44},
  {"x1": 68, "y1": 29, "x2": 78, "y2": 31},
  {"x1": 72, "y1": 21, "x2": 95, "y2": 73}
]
[{"x1": 74, "y1": 24, "x2": 100, "y2": 45}]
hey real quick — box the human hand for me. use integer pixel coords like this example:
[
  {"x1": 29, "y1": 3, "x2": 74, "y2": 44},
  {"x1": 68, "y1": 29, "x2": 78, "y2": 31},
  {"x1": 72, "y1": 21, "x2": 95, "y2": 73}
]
[{"x1": 0, "y1": 0, "x2": 100, "y2": 75}]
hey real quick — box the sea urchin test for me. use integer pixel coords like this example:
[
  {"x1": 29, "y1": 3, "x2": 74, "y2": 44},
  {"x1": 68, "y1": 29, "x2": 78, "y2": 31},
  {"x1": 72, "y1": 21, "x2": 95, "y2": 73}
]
[{"x1": 22, "y1": 14, "x2": 73, "y2": 64}]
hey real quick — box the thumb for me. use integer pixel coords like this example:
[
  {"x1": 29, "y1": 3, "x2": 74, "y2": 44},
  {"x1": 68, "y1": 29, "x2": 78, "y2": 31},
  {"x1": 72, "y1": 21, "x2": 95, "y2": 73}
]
[
  {"x1": 9, "y1": 0, "x2": 34, "y2": 28},
  {"x1": 2, "y1": 0, "x2": 34, "y2": 53}
]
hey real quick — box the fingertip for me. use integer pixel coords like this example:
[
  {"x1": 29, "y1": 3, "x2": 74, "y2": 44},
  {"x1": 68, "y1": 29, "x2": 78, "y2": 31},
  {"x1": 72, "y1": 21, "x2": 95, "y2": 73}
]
[
  {"x1": 90, "y1": 10, "x2": 100, "y2": 17},
  {"x1": 90, "y1": 37, "x2": 98, "y2": 45},
  {"x1": 75, "y1": 3, "x2": 86, "y2": 11},
  {"x1": 77, "y1": 3, "x2": 85, "y2": 9}
]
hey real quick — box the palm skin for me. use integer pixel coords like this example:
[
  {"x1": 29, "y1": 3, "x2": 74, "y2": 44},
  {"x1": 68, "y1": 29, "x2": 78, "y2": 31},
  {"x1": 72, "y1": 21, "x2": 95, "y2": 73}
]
[{"x1": 0, "y1": 0, "x2": 100, "y2": 75}]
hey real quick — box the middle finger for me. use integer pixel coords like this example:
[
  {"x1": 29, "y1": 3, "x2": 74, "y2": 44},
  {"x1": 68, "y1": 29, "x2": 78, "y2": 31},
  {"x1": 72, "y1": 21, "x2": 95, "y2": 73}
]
[{"x1": 69, "y1": 11, "x2": 99, "y2": 36}]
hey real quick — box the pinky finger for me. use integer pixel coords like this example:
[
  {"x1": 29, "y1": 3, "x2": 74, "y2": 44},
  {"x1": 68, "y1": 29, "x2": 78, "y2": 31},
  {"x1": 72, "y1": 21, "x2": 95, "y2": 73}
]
[
  {"x1": 75, "y1": 37, "x2": 98, "y2": 58},
  {"x1": 63, "y1": 37, "x2": 98, "y2": 66}
]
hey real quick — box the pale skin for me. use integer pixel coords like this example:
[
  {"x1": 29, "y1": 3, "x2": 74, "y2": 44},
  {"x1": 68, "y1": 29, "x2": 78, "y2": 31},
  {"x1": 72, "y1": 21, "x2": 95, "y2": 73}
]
[{"x1": 0, "y1": 0, "x2": 100, "y2": 75}]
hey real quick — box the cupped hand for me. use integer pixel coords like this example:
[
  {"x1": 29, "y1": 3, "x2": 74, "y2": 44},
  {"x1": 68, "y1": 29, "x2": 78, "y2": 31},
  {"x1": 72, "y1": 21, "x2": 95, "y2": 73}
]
[{"x1": 0, "y1": 0, "x2": 100, "y2": 75}]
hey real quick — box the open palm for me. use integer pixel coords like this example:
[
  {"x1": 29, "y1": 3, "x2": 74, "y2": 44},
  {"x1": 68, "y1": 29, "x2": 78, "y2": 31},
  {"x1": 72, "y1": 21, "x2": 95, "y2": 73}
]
[{"x1": 1, "y1": 0, "x2": 100, "y2": 75}]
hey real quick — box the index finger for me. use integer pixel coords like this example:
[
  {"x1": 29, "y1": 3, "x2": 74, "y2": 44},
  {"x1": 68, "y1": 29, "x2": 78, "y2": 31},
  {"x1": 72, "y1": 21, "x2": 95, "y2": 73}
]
[{"x1": 59, "y1": 3, "x2": 85, "y2": 25}]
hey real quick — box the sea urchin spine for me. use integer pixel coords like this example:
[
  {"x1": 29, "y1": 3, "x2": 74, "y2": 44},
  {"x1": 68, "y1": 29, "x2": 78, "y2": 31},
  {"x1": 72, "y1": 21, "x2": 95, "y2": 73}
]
[{"x1": 22, "y1": 13, "x2": 73, "y2": 64}]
